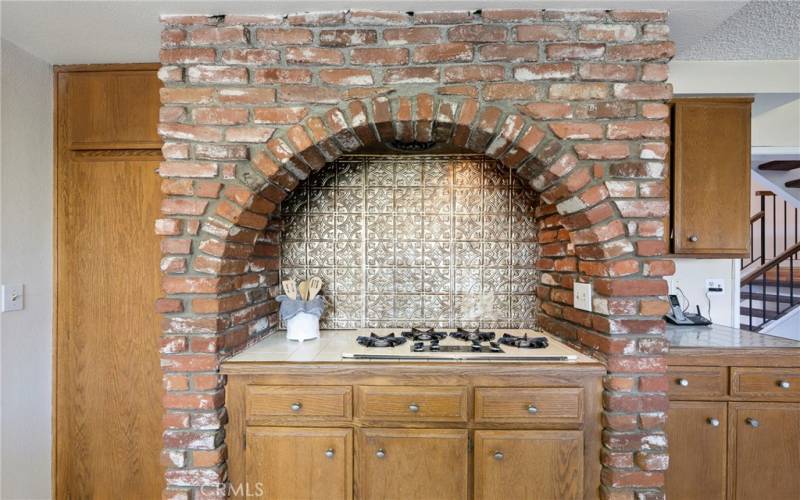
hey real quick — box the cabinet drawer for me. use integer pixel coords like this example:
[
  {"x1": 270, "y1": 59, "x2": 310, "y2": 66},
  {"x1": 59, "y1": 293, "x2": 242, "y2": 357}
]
[
  {"x1": 356, "y1": 386, "x2": 468, "y2": 422},
  {"x1": 474, "y1": 387, "x2": 583, "y2": 424},
  {"x1": 731, "y1": 368, "x2": 800, "y2": 400},
  {"x1": 246, "y1": 385, "x2": 352, "y2": 421},
  {"x1": 667, "y1": 366, "x2": 728, "y2": 399}
]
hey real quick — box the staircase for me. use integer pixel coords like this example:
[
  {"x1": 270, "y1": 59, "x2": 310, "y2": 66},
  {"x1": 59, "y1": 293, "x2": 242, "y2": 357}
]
[
  {"x1": 758, "y1": 160, "x2": 800, "y2": 190},
  {"x1": 740, "y1": 189, "x2": 800, "y2": 331}
]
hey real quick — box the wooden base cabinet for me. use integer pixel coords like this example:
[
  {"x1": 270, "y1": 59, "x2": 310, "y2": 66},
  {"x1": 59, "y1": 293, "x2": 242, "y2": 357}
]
[
  {"x1": 728, "y1": 403, "x2": 800, "y2": 500},
  {"x1": 666, "y1": 358, "x2": 800, "y2": 500},
  {"x1": 356, "y1": 429, "x2": 468, "y2": 500},
  {"x1": 474, "y1": 430, "x2": 583, "y2": 500},
  {"x1": 223, "y1": 362, "x2": 604, "y2": 500},
  {"x1": 245, "y1": 427, "x2": 353, "y2": 500},
  {"x1": 665, "y1": 402, "x2": 727, "y2": 500}
]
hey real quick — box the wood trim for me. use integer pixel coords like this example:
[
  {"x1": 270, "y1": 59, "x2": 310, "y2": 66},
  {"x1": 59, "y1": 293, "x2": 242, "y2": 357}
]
[
  {"x1": 750, "y1": 211, "x2": 765, "y2": 224},
  {"x1": 70, "y1": 142, "x2": 163, "y2": 151},
  {"x1": 668, "y1": 348, "x2": 800, "y2": 368},
  {"x1": 50, "y1": 61, "x2": 60, "y2": 500},
  {"x1": 671, "y1": 96, "x2": 755, "y2": 104},
  {"x1": 53, "y1": 62, "x2": 160, "y2": 73}
]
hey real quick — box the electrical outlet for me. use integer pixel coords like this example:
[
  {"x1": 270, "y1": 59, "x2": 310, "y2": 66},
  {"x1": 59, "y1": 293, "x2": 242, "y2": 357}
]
[
  {"x1": 574, "y1": 282, "x2": 592, "y2": 312},
  {"x1": 2, "y1": 284, "x2": 24, "y2": 312},
  {"x1": 705, "y1": 279, "x2": 724, "y2": 294}
]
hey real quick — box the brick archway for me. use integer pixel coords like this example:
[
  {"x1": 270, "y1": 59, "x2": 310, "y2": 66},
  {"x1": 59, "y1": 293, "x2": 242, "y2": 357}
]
[{"x1": 157, "y1": 9, "x2": 675, "y2": 499}]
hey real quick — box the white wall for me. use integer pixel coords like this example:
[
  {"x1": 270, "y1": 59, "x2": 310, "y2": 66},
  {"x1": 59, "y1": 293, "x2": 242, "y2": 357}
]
[
  {"x1": 668, "y1": 259, "x2": 740, "y2": 328},
  {"x1": 1, "y1": 39, "x2": 53, "y2": 500}
]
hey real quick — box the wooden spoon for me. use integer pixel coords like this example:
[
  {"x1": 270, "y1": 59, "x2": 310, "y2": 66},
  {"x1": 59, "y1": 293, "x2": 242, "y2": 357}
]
[
  {"x1": 307, "y1": 276, "x2": 323, "y2": 300},
  {"x1": 298, "y1": 280, "x2": 310, "y2": 301},
  {"x1": 282, "y1": 280, "x2": 297, "y2": 300}
]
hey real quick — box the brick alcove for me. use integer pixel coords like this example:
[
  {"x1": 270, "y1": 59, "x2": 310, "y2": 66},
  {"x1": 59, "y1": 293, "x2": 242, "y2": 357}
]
[{"x1": 157, "y1": 9, "x2": 675, "y2": 500}]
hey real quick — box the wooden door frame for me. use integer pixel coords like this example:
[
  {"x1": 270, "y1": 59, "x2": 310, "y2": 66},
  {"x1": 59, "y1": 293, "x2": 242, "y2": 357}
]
[{"x1": 51, "y1": 62, "x2": 161, "y2": 497}]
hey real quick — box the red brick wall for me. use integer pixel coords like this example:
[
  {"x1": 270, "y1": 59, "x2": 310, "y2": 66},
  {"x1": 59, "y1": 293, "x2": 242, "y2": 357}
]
[{"x1": 157, "y1": 9, "x2": 675, "y2": 499}]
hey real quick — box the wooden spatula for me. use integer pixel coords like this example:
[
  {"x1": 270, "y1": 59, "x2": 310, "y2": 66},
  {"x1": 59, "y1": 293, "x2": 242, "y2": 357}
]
[
  {"x1": 307, "y1": 276, "x2": 323, "y2": 300},
  {"x1": 282, "y1": 279, "x2": 297, "y2": 300},
  {"x1": 298, "y1": 280, "x2": 310, "y2": 301}
]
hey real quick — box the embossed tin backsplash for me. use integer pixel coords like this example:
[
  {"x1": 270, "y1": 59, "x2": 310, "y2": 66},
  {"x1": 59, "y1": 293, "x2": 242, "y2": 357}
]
[{"x1": 280, "y1": 154, "x2": 540, "y2": 329}]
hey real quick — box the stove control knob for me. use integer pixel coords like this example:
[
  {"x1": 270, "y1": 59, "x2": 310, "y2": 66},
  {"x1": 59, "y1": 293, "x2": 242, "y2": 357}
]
[
  {"x1": 778, "y1": 380, "x2": 791, "y2": 389},
  {"x1": 375, "y1": 449, "x2": 386, "y2": 459},
  {"x1": 707, "y1": 417, "x2": 720, "y2": 427},
  {"x1": 325, "y1": 449, "x2": 335, "y2": 459},
  {"x1": 746, "y1": 417, "x2": 760, "y2": 428},
  {"x1": 493, "y1": 451, "x2": 504, "y2": 461},
  {"x1": 527, "y1": 404, "x2": 538, "y2": 414},
  {"x1": 677, "y1": 378, "x2": 689, "y2": 387},
  {"x1": 408, "y1": 403, "x2": 420, "y2": 413},
  {"x1": 290, "y1": 402, "x2": 302, "y2": 412}
]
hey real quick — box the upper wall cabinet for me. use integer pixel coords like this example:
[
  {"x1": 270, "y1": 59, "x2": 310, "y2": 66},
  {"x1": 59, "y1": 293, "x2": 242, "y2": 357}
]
[
  {"x1": 670, "y1": 97, "x2": 753, "y2": 257},
  {"x1": 61, "y1": 69, "x2": 162, "y2": 150}
]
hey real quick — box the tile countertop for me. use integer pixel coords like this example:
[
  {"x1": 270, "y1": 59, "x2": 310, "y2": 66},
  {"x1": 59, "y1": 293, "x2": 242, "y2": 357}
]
[
  {"x1": 224, "y1": 329, "x2": 600, "y2": 364},
  {"x1": 666, "y1": 324, "x2": 800, "y2": 349}
]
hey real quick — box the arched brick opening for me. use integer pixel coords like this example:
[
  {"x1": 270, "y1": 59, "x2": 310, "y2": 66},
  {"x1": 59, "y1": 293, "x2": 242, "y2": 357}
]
[{"x1": 157, "y1": 9, "x2": 675, "y2": 499}]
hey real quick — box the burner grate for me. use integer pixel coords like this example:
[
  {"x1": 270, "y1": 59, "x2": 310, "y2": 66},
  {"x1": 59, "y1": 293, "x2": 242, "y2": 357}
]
[
  {"x1": 497, "y1": 333, "x2": 549, "y2": 349},
  {"x1": 450, "y1": 327, "x2": 496, "y2": 342},
  {"x1": 356, "y1": 333, "x2": 407, "y2": 348},
  {"x1": 401, "y1": 327, "x2": 448, "y2": 341}
]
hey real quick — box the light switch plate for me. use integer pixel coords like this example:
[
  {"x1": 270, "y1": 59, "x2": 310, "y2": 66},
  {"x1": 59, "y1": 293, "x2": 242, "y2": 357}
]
[
  {"x1": 705, "y1": 279, "x2": 724, "y2": 294},
  {"x1": 2, "y1": 284, "x2": 24, "y2": 312},
  {"x1": 574, "y1": 282, "x2": 592, "y2": 312}
]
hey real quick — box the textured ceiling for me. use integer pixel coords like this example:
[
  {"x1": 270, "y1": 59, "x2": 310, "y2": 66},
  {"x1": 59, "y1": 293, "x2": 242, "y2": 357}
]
[
  {"x1": 1, "y1": 0, "x2": 797, "y2": 64},
  {"x1": 680, "y1": 0, "x2": 800, "y2": 60}
]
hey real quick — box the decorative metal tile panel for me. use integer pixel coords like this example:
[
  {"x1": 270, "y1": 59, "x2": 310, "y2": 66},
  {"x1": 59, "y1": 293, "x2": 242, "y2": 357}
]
[{"x1": 280, "y1": 154, "x2": 540, "y2": 329}]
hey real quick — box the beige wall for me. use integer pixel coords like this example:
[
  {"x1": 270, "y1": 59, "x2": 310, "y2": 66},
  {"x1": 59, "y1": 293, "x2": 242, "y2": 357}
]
[
  {"x1": 752, "y1": 94, "x2": 800, "y2": 148},
  {"x1": 1, "y1": 39, "x2": 53, "y2": 499}
]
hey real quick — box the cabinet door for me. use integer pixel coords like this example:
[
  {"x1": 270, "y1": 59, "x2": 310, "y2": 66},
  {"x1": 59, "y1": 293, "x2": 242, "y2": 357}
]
[
  {"x1": 665, "y1": 401, "x2": 727, "y2": 500},
  {"x1": 729, "y1": 403, "x2": 800, "y2": 500},
  {"x1": 245, "y1": 427, "x2": 352, "y2": 500},
  {"x1": 474, "y1": 430, "x2": 583, "y2": 500},
  {"x1": 672, "y1": 98, "x2": 751, "y2": 256},
  {"x1": 356, "y1": 428, "x2": 468, "y2": 500}
]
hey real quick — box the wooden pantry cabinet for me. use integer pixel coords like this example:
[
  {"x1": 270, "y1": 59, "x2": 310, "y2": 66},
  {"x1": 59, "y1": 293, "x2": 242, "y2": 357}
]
[
  {"x1": 668, "y1": 97, "x2": 753, "y2": 257},
  {"x1": 666, "y1": 349, "x2": 800, "y2": 500},
  {"x1": 222, "y1": 362, "x2": 604, "y2": 500}
]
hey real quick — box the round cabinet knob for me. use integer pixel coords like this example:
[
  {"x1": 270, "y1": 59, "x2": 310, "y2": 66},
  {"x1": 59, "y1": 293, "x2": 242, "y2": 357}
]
[
  {"x1": 325, "y1": 449, "x2": 335, "y2": 459},
  {"x1": 707, "y1": 417, "x2": 720, "y2": 427},
  {"x1": 375, "y1": 449, "x2": 386, "y2": 459},
  {"x1": 527, "y1": 404, "x2": 538, "y2": 414},
  {"x1": 408, "y1": 403, "x2": 420, "y2": 413},
  {"x1": 689, "y1": 235, "x2": 699, "y2": 242},
  {"x1": 677, "y1": 378, "x2": 689, "y2": 387},
  {"x1": 493, "y1": 451, "x2": 505, "y2": 461},
  {"x1": 290, "y1": 402, "x2": 302, "y2": 412},
  {"x1": 746, "y1": 417, "x2": 760, "y2": 428},
  {"x1": 778, "y1": 380, "x2": 791, "y2": 389}
]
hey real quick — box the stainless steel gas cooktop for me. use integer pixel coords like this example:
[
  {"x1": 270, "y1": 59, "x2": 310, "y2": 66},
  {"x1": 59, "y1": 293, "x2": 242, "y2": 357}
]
[{"x1": 343, "y1": 327, "x2": 578, "y2": 361}]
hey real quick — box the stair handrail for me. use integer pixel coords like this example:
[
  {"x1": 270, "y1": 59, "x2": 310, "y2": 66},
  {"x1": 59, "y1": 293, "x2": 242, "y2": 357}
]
[
  {"x1": 742, "y1": 240, "x2": 800, "y2": 286},
  {"x1": 742, "y1": 190, "x2": 799, "y2": 271}
]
